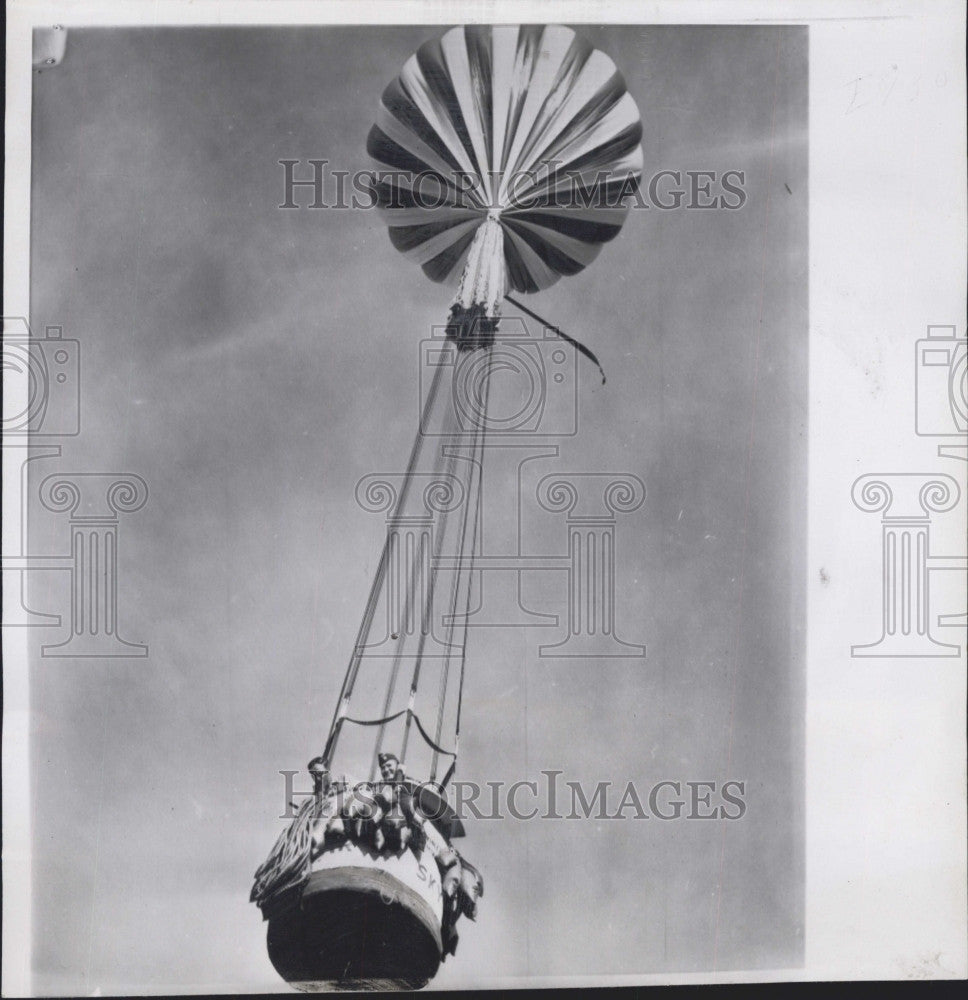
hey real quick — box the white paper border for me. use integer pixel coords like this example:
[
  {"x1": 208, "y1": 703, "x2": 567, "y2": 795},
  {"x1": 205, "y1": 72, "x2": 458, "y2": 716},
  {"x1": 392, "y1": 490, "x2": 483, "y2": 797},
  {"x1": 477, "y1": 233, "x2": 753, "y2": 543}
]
[{"x1": 4, "y1": 1, "x2": 966, "y2": 993}]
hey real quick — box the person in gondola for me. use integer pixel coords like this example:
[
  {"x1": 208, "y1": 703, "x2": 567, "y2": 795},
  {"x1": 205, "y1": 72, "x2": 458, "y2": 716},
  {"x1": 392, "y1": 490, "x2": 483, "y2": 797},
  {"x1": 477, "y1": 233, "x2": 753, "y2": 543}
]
[
  {"x1": 376, "y1": 752, "x2": 413, "y2": 850},
  {"x1": 378, "y1": 751, "x2": 406, "y2": 784},
  {"x1": 307, "y1": 755, "x2": 330, "y2": 802},
  {"x1": 304, "y1": 756, "x2": 333, "y2": 858},
  {"x1": 339, "y1": 781, "x2": 373, "y2": 840}
]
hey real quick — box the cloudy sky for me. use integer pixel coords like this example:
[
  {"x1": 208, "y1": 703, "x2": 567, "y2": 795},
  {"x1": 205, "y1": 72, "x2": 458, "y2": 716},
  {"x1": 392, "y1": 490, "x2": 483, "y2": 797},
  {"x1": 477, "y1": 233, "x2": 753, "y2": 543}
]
[{"x1": 27, "y1": 23, "x2": 806, "y2": 992}]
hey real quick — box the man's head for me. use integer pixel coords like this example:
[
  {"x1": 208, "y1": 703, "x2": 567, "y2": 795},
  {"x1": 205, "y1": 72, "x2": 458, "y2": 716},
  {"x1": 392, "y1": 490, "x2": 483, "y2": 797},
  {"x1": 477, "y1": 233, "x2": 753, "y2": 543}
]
[
  {"x1": 307, "y1": 756, "x2": 330, "y2": 793},
  {"x1": 378, "y1": 753, "x2": 400, "y2": 781}
]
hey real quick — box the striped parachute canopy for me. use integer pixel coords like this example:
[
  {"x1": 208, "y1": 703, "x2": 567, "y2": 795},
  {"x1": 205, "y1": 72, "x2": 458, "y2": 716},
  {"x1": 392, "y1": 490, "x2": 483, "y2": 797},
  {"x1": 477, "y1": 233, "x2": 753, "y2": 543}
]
[{"x1": 367, "y1": 25, "x2": 644, "y2": 316}]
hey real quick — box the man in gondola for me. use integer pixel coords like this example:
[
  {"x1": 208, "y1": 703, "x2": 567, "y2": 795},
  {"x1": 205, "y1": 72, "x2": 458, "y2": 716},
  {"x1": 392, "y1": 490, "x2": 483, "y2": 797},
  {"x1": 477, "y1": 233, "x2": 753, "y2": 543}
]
[
  {"x1": 376, "y1": 752, "x2": 414, "y2": 850},
  {"x1": 307, "y1": 755, "x2": 330, "y2": 802},
  {"x1": 377, "y1": 751, "x2": 406, "y2": 784}
]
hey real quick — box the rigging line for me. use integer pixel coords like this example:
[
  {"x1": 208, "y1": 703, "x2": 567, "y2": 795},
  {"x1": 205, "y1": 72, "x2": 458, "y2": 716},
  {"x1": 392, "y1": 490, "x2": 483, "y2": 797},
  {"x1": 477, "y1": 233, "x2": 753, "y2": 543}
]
[
  {"x1": 334, "y1": 707, "x2": 457, "y2": 758},
  {"x1": 370, "y1": 412, "x2": 461, "y2": 779},
  {"x1": 402, "y1": 346, "x2": 489, "y2": 765},
  {"x1": 369, "y1": 527, "x2": 427, "y2": 780},
  {"x1": 370, "y1": 449, "x2": 447, "y2": 768},
  {"x1": 430, "y1": 343, "x2": 491, "y2": 774},
  {"x1": 410, "y1": 710, "x2": 458, "y2": 760},
  {"x1": 504, "y1": 293, "x2": 608, "y2": 385},
  {"x1": 321, "y1": 358, "x2": 447, "y2": 767},
  {"x1": 450, "y1": 343, "x2": 492, "y2": 775},
  {"x1": 392, "y1": 405, "x2": 463, "y2": 769},
  {"x1": 430, "y1": 371, "x2": 485, "y2": 780},
  {"x1": 429, "y1": 411, "x2": 468, "y2": 781},
  {"x1": 430, "y1": 509, "x2": 463, "y2": 781},
  {"x1": 398, "y1": 480, "x2": 463, "y2": 764},
  {"x1": 429, "y1": 369, "x2": 486, "y2": 775},
  {"x1": 344, "y1": 355, "x2": 447, "y2": 687}
]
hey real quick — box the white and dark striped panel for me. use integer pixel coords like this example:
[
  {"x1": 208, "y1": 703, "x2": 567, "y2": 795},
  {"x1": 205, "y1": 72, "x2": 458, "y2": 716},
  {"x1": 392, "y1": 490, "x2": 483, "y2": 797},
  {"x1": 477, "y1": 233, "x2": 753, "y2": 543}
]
[{"x1": 368, "y1": 25, "x2": 643, "y2": 293}]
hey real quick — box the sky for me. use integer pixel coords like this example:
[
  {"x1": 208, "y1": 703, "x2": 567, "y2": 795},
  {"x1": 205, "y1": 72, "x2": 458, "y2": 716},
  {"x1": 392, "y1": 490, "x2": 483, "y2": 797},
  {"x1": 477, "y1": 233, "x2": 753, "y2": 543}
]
[{"x1": 27, "y1": 23, "x2": 807, "y2": 993}]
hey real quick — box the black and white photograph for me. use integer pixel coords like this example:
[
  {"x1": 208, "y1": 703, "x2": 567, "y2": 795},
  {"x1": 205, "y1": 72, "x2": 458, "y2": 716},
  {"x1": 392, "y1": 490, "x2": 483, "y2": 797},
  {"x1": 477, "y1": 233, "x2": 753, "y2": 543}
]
[{"x1": 2, "y1": 0, "x2": 965, "y2": 994}]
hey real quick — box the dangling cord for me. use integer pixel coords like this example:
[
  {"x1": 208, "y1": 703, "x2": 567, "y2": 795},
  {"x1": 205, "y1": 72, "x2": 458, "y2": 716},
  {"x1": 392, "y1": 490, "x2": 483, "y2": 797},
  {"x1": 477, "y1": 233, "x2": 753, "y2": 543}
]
[{"x1": 504, "y1": 294, "x2": 607, "y2": 385}]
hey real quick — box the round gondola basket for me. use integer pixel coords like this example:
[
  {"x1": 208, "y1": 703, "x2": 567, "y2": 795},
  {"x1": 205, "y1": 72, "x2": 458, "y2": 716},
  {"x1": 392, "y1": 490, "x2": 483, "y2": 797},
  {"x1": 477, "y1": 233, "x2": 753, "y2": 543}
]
[{"x1": 264, "y1": 836, "x2": 445, "y2": 992}]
